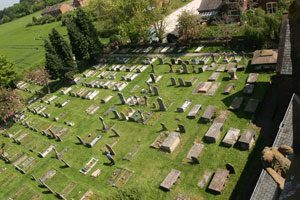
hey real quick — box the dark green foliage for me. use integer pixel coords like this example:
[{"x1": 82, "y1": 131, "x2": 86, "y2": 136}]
[
  {"x1": 0, "y1": 55, "x2": 17, "y2": 87},
  {"x1": 106, "y1": 187, "x2": 142, "y2": 200},
  {"x1": 26, "y1": 14, "x2": 56, "y2": 27},
  {"x1": 241, "y1": 8, "x2": 281, "y2": 48},
  {"x1": 45, "y1": 28, "x2": 78, "y2": 80}
]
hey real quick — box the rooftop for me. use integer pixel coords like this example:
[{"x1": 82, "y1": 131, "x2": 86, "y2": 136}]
[{"x1": 251, "y1": 50, "x2": 278, "y2": 65}]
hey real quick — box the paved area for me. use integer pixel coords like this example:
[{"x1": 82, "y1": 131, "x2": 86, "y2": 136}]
[{"x1": 164, "y1": 0, "x2": 202, "y2": 34}]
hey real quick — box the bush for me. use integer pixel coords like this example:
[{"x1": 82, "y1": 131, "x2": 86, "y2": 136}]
[{"x1": 106, "y1": 187, "x2": 142, "y2": 200}]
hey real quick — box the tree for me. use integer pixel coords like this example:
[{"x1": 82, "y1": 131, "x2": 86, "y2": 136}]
[
  {"x1": 44, "y1": 39, "x2": 63, "y2": 79},
  {"x1": 0, "y1": 86, "x2": 24, "y2": 123},
  {"x1": 49, "y1": 28, "x2": 78, "y2": 80},
  {"x1": 25, "y1": 66, "x2": 51, "y2": 94},
  {"x1": 177, "y1": 10, "x2": 201, "y2": 42},
  {"x1": 0, "y1": 55, "x2": 17, "y2": 87}
]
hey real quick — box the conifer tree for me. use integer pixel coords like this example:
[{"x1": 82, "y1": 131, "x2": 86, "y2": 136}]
[{"x1": 44, "y1": 39, "x2": 62, "y2": 79}]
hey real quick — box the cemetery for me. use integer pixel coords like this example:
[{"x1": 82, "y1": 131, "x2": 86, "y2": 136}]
[{"x1": 0, "y1": 46, "x2": 274, "y2": 200}]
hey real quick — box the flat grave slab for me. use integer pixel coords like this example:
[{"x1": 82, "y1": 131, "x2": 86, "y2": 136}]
[
  {"x1": 160, "y1": 132, "x2": 181, "y2": 153},
  {"x1": 160, "y1": 169, "x2": 181, "y2": 191},
  {"x1": 229, "y1": 97, "x2": 244, "y2": 110},
  {"x1": 225, "y1": 63, "x2": 236, "y2": 71},
  {"x1": 192, "y1": 82, "x2": 212, "y2": 94},
  {"x1": 185, "y1": 143, "x2": 204, "y2": 162},
  {"x1": 201, "y1": 105, "x2": 217, "y2": 122},
  {"x1": 243, "y1": 84, "x2": 255, "y2": 95},
  {"x1": 214, "y1": 110, "x2": 230, "y2": 124},
  {"x1": 244, "y1": 99, "x2": 260, "y2": 113},
  {"x1": 205, "y1": 82, "x2": 221, "y2": 96},
  {"x1": 187, "y1": 104, "x2": 202, "y2": 119},
  {"x1": 197, "y1": 170, "x2": 212, "y2": 188},
  {"x1": 208, "y1": 168, "x2": 230, "y2": 194},
  {"x1": 238, "y1": 129, "x2": 256, "y2": 151},
  {"x1": 177, "y1": 100, "x2": 192, "y2": 112},
  {"x1": 247, "y1": 73, "x2": 259, "y2": 83},
  {"x1": 222, "y1": 83, "x2": 235, "y2": 94},
  {"x1": 204, "y1": 122, "x2": 223, "y2": 143},
  {"x1": 216, "y1": 64, "x2": 226, "y2": 72},
  {"x1": 207, "y1": 63, "x2": 218, "y2": 71},
  {"x1": 208, "y1": 72, "x2": 220, "y2": 81},
  {"x1": 222, "y1": 128, "x2": 240, "y2": 147},
  {"x1": 80, "y1": 157, "x2": 98, "y2": 175}
]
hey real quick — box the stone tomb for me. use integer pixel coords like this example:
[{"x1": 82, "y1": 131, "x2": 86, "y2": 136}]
[
  {"x1": 225, "y1": 63, "x2": 236, "y2": 72},
  {"x1": 187, "y1": 104, "x2": 202, "y2": 119},
  {"x1": 150, "y1": 132, "x2": 169, "y2": 149},
  {"x1": 222, "y1": 83, "x2": 235, "y2": 94},
  {"x1": 204, "y1": 122, "x2": 223, "y2": 143},
  {"x1": 205, "y1": 82, "x2": 221, "y2": 96},
  {"x1": 208, "y1": 72, "x2": 220, "y2": 81},
  {"x1": 193, "y1": 82, "x2": 212, "y2": 94},
  {"x1": 160, "y1": 169, "x2": 181, "y2": 191},
  {"x1": 244, "y1": 99, "x2": 260, "y2": 113},
  {"x1": 185, "y1": 143, "x2": 204, "y2": 163},
  {"x1": 238, "y1": 129, "x2": 256, "y2": 151},
  {"x1": 229, "y1": 97, "x2": 244, "y2": 110},
  {"x1": 207, "y1": 63, "x2": 218, "y2": 71},
  {"x1": 208, "y1": 168, "x2": 230, "y2": 194},
  {"x1": 222, "y1": 128, "x2": 240, "y2": 147},
  {"x1": 243, "y1": 84, "x2": 255, "y2": 95},
  {"x1": 160, "y1": 132, "x2": 181, "y2": 153},
  {"x1": 177, "y1": 100, "x2": 192, "y2": 112},
  {"x1": 216, "y1": 64, "x2": 226, "y2": 72},
  {"x1": 201, "y1": 105, "x2": 217, "y2": 122},
  {"x1": 247, "y1": 73, "x2": 259, "y2": 84}
]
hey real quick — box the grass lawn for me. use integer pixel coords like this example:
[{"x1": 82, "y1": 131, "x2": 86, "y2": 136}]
[
  {"x1": 0, "y1": 11, "x2": 67, "y2": 75},
  {"x1": 0, "y1": 53, "x2": 274, "y2": 199}
]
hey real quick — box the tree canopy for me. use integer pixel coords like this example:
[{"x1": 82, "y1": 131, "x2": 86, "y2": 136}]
[{"x1": 0, "y1": 55, "x2": 17, "y2": 87}]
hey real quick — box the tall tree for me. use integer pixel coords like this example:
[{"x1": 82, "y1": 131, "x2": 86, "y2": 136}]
[
  {"x1": 0, "y1": 86, "x2": 24, "y2": 123},
  {"x1": 44, "y1": 39, "x2": 63, "y2": 79},
  {"x1": 177, "y1": 10, "x2": 200, "y2": 42},
  {"x1": 49, "y1": 28, "x2": 78, "y2": 80},
  {"x1": 0, "y1": 55, "x2": 17, "y2": 87}
]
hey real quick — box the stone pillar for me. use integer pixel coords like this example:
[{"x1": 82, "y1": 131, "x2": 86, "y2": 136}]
[
  {"x1": 153, "y1": 86, "x2": 159, "y2": 96},
  {"x1": 118, "y1": 92, "x2": 126, "y2": 104},
  {"x1": 157, "y1": 97, "x2": 167, "y2": 111},
  {"x1": 99, "y1": 116, "x2": 109, "y2": 131}
]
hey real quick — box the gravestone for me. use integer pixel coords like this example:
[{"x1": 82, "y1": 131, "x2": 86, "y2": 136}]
[
  {"x1": 111, "y1": 128, "x2": 120, "y2": 137},
  {"x1": 160, "y1": 132, "x2": 181, "y2": 153},
  {"x1": 178, "y1": 124, "x2": 186, "y2": 133},
  {"x1": 187, "y1": 104, "x2": 202, "y2": 119},
  {"x1": 151, "y1": 64, "x2": 155, "y2": 73},
  {"x1": 144, "y1": 96, "x2": 149, "y2": 106},
  {"x1": 105, "y1": 144, "x2": 116, "y2": 155},
  {"x1": 177, "y1": 100, "x2": 192, "y2": 112},
  {"x1": 118, "y1": 92, "x2": 126, "y2": 104},
  {"x1": 76, "y1": 136, "x2": 85, "y2": 145},
  {"x1": 186, "y1": 143, "x2": 204, "y2": 163},
  {"x1": 238, "y1": 129, "x2": 255, "y2": 151},
  {"x1": 158, "y1": 57, "x2": 163, "y2": 65},
  {"x1": 178, "y1": 78, "x2": 185, "y2": 86},
  {"x1": 222, "y1": 128, "x2": 240, "y2": 147},
  {"x1": 161, "y1": 122, "x2": 168, "y2": 130},
  {"x1": 201, "y1": 105, "x2": 217, "y2": 122},
  {"x1": 147, "y1": 82, "x2": 153, "y2": 93},
  {"x1": 138, "y1": 110, "x2": 145, "y2": 122},
  {"x1": 99, "y1": 116, "x2": 109, "y2": 131},
  {"x1": 153, "y1": 86, "x2": 159, "y2": 96},
  {"x1": 120, "y1": 112, "x2": 128, "y2": 121},
  {"x1": 208, "y1": 168, "x2": 230, "y2": 194},
  {"x1": 229, "y1": 97, "x2": 244, "y2": 110},
  {"x1": 152, "y1": 102, "x2": 157, "y2": 109},
  {"x1": 171, "y1": 77, "x2": 176, "y2": 85},
  {"x1": 177, "y1": 59, "x2": 182, "y2": 65},
  {"x1": 182, "y1": 63, "x2": 189, "y2": 74},
  {"x1": 208, "y1": 72, "x2": 220, "y2": 81},
  {"x1": 244, "y1": 99, "x2": 260, "y2": 113},
  {"x1": 204, "y1": 123, "x2": 223, "y2": 143},
  {"x1": 157, "y1": 97, "x2": 167, "y2": 111},
  {"x1": 226, "y1": 163, "x2": 235, "y2": 174},
  {"x1": 243, "y1": 84, "x2": 255, "y2": 95},
  {"x1": 160, "y1": 169, "x2": 181, "y2": 190},
  {"x1": 228, "y1": 68, "x2": 238, "y2": 80},
  {"x1": 150, "y1": 73, "x2": 156, "y2": 83},
  {"x1": 247, "y1": 73, "x2": 259, "y2": 83},
  {"x1": 192, "y1": 65, "x2": 196, "y2": 73},
  {"x1": 112, "y1": 110, "x2": 120, "y2": 119},
  {"x1": 222, "y1": 83, "x2": 234, "y2": 94},
  {"x1": 197, "y1": 170, "x2": 212, "y2": 188},
  {"x1": 171, "y1": 58, "x2": 176, "y2": 65},
  {"x1": 168, "y1": 63, "x2": 174, "y2": 72}
]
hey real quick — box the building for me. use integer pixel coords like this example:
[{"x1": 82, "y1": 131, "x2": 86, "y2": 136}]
[
  {"x1": 253, "y1": 0, "x2": 278, "y2": 13},
  {"x1": 197, "y1": 0, "x2": 247, "y2": 22},
  {"x1": 41, "y1": 3, "x2": 72, "y2": 17},
  {"x1": 251, "y1": 49, "x2": 278, "y2": 70}
]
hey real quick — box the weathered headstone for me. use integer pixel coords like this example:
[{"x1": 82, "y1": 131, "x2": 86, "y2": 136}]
[
  {"x1": 151, "y1": 64, "x2": 155, "y2": 73},
  {"x1": 160, "y1": 132, "x2": 181, "y2": 153},
  {"x1": 161, "y1": 122, "x2": 168, "y2": 130},
  {"x1": 187, "y1": 104, "x2": 202, "y2": 119},
  {"x1": 99, "y1": 116, "x2": 109, "y2": 131},
  {"x1": 178, "y1": 124, "x2": 186, "y2": 133},
  {"x1": 120, "y1": 112, "x2": 128, "y2": 121},
  {"x1": 171, "y1": 58, "x2": 176, "y2": 65},
  {"x1": 228, "y1": 68, "x2": 238, "y2": 80},
  {"x1": 157, "y1": 97, "x2": 167, "y2": 111},
  {"x1": 208, "y1": 168, "x2": 230, "y2": 194},
  {"x1": 112, "y1": 110, "x2": 120, "y2": 119},
  {"x1": 150, "y1": 73, "x2": 156, "y2": 83},
  {"x1": 192, "y1": 65, "x2": 196, "y2": 73},
  {"x1": 153, "y1": 86, "x2": 159, "y2": 96},
  {"x1": 76, "y1": 136, "x2": 85, "y2": 145},
  {"x1": 138, "y1": 110, "x2": 145, "y2": 122},
  {"x1": 171, "y1": 77, "x2": 176, "y2": 85},
  {"x1": 118, "y1": 92, "x2": 126, "y2": 104},
  {"x1": 144, "y1": 95, "x2": 149, "y2": 106},
  {"x1": 182, "y1": 63, "x2": 189, "y2": 74},
  {"x1": 105, "y1": 144, "x2": 116, "y2": 155},
  {"x1": 111, "y1": 128, "x2": 120, "y2": 137},
  {"x1": 178, "y1": 78, "x2": 185, "y2": 86},
  {"x1": 168, "y1": 63, "x2": 174, "y2": 72},
  {"x1": 222, "y1": 128, "x2": 240, "y2": 147}
]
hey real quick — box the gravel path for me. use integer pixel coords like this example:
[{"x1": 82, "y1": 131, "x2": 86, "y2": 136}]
[{"x1": 164, "y1": 0, "x2": 203, "y2": 34}]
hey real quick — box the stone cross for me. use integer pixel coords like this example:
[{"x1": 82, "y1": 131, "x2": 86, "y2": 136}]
[
  {"x1": 150, "y1": 73, "x2": 156, "y2": 83},
  {"x1": 178, "y1": 124, "x2": 186, "y2": 133},
  {"x1": 157, "y1": 97, "x2": 167, "y2": 111},
  {"x1": 118, "y1": 92, "x2": 126, "y2": 104},
  {"x1": 153, "y1": 86, "x2": 159, "y2": 96},
  {"x1": 151, "y1": 64, "x2": 155, "y2": 73},
  {"x1": 112, "y1": 110, "x2": 120, "y2": 119},
  {"x1": 178, "y1": 78, "x2": 185, "y2": 86},
  {"x1": 99, "y1": 116, "x2": 109, "y2": 131},
  {"x1": 158, "y1": 57, "x2": 163, "y2": 65},
  {"x1": 160, "y1": 122, "x2": 168, "y2": 130}
]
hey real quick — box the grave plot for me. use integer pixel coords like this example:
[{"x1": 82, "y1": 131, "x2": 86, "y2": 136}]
[
  {"x1": 15, "y1": 131, "x2": 38, "y2": 149},
  {"x1": 123, "y1": 144, "x2": 140, "y2": 161},
  {"x1": 182, "y1": 143, "x2": 204, "y2": 164},
  {"x1": 1, "y1": 145, "x2": 25, "y2": 164},
  {"x1": 80, "y1": 157, "x2": 98, "y2": 175},
  {"x1": 203, "y1": 123, "x2": 223, "y2": 143},
  {"x1": 14, "y1": 154, "x2": 39, "y2": 174},
  {"x1": 160, "y1": 169, "x2": 181, "y2": 191},
  {"x1": 208, "y1": 72, "x2": 220, "y2": 81},
  {"x1": 229, "y1": 97, "x2": 244, "y2": 110},
  {"x1": 197, "y1": 170, "x2": 212, "y2": 188},
  {"x1": 146, "y1": 112, "x2": 162, "y2": 125},
  {"x1": 247, "y1": 73, "x2": 259, "y2": 84},
  {"x1": 201, "y1": 105, "x2": 217, "y2": 122},
  {"x1": 150, "y1": 132, "x2": 169, "y2": 149},
  {"x1": 107, "y1": 167, "x2": 134, "y2": 188},
  {"x1": 0, "y1": 167, "x2": 16, "y2": 190},
  {"x1": 47, "y1": 125, "x2": 71, "y2": 141},
  {"x1": 205, "y1": 82, "x2": 221, "y2": 96},
  {"x1": 187, "y1": 104, "x2": 202, "y2": 119},
  {"x1": 216, "y1": 64, "x2": 226, "y2": 72},
  {"x1": 192, "y1": 82, "x2": 212, "y2": 95},
  {"x1": 206, "y1": 63, "x2": 218, "y2": 71},
  {"x1": 222, "y1": 128, "x2": 240, "y2": 147},
  {"x1": 222, "y1": 83, "x2": 235, "y2": 95},
  {"x1": 177, "y1": 100, "x2": 192, "y2": 112},
  {"x1": 30, "y1": 140, "x2": 52, "y2": 155},
  {"x1": 238, "y1": 129, "x2": 256, "y2": 151},
  {"x1": 159, "y1": 132, "x2": 181, "y2": 153},
  {"x1": 243, "y1": 84, "x2": 255, "y2": 95},
  {"x1": 208, "y1": 168, "x2": 230, "y2": 194},
  {"x1": 244, "y1": 99, "x2": 260, "y2": 113},
  {"x1": 85, "y1": 104, "x2": 100, "y2": 115},
  {"x1": 53, "y1": 111, "x2": 67, "y2": 121},
  {"x1": 76, "y1": 133, "x2": 102, "y2": 147},
  {"x1": 128, "y1": 110, "x2": 153, "y2": 124}
]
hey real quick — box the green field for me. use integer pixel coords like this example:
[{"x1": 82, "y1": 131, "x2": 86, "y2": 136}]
[
  {"x1": 0, "y1": 52, "x2": 273, "y2": 199},
  {"x1": 0, "y1": 11, "x2": 67, "y2": 75}
]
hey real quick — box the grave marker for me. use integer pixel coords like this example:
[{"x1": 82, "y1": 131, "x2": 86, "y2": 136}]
[
  {"x1": 157, "y1": 97, "x2": 167, "y2": 111},
  {"x1": 187, "y1": 104, "x2": 202, "y2": 119},
  {"x1": 160, "y1": 132, "x2": 181, "y2": 153},
  {"x1": 160, "y1": 169, "x2": 181, "y2": 190}
]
